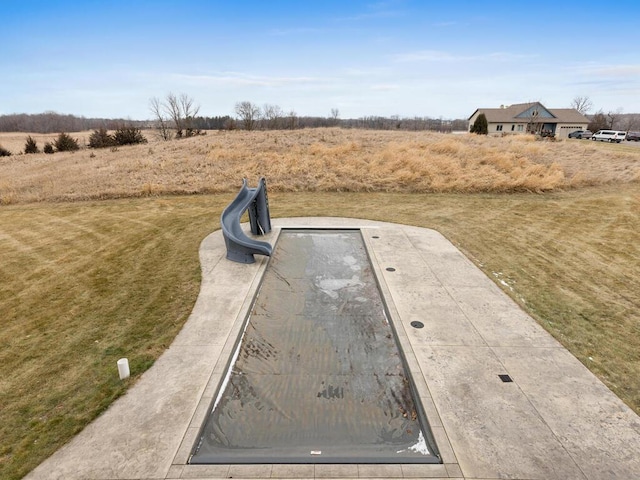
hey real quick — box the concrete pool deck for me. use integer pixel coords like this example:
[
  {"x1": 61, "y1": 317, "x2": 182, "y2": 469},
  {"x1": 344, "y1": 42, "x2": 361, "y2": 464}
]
[{"x1": 25, "y1": 217, "x2": 640, "y2": 480}]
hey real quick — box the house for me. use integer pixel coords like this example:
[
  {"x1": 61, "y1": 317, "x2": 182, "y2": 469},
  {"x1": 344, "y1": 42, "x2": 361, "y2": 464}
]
[{"x1": 468, "y1": 102, "x2": 590, "y2": 138}]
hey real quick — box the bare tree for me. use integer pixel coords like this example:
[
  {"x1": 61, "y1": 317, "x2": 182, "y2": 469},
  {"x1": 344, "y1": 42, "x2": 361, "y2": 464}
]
[
  {"x1": 588, "y1": 110, "x2": 608, "y2": 132},
  {"x1": 623, "y1": 114, "x2": 640, "y2": 131},
  {"x1": 149, "y1": 97, "x2": 172, "y2": 140},
  {"x1": 149, "y1": 93, "x2": 200, "y2": 140},
  {"x1": 262, "y1": 104, "x2": 284, "y2": 130},
  {"x1": 165, "y1": 93, "x2": 201, "y2": 138},
  {"x1": 286, "y1": 110, "x2": 298, "y2": 130},
  {"x1": 571, "y1": 96, "x2": 593, "y2": 115},
  {"x1": 179, "y1": 93, "x2": 200, "y2": 137},
  {"x1": 607, "y1": 108, "x2": 623, "y2": 129},
  {"x1": 235, "y1": 101, "x2": 261, "y2": 131},
  {"x1": 330, "y1": 108, "x2": 340, "y2": 126}
]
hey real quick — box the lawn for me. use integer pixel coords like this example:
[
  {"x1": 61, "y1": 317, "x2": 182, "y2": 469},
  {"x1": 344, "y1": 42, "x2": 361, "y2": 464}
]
[{"x1": 0, "y1": 129, "x2": 639, "y2": 479}]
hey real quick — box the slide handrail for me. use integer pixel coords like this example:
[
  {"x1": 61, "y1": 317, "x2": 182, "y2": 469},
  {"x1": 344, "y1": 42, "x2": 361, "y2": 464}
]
[{"x1": 221, "y1": 178, "x2": 273, "y2": 264}]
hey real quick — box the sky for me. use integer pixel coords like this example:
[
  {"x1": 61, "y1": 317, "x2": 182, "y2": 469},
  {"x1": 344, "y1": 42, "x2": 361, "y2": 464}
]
[{"x1": 2, "y1": 0, "x2": 640, "y2": 120}]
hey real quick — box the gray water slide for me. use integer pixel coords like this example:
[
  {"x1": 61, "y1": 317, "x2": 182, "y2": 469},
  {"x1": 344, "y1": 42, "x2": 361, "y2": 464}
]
[{"x1": 221, "y1": 178, "x2": 273, "y2": 263}]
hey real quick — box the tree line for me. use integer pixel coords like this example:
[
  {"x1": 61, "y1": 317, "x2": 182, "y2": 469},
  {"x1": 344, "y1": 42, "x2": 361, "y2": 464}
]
[
  {"x1": 587, "y1": 112, "x2": 640, "y2": 132},
  {"x1": 570, "y1": 96, "x2": 639, "y2": 132},
  {"x1": 7, "y1": 93, "x2": 636, "y2": 137},
  {"x1": 0, "y1": 112, "x2": 145, "y2": 134},
  {"x1": 145, "y1": 95, "x2": 469, "y2": 139},
  {"x1": 0, "y1": 95, "x2": 470, "y2": 136}
]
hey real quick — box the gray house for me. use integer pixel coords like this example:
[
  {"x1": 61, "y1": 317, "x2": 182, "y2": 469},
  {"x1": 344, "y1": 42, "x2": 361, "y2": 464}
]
[{"x1": 468, "y1": 102, "x2": 590, "y2": 139}]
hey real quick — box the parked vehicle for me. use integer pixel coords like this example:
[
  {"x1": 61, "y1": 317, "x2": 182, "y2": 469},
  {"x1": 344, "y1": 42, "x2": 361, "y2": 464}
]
[
  {"x1": 591, "y1": 130, "x2": 626, "y2": 143},
  {"x1": 626, "y1": 131, "x2": 640, "y2": 141},
  {"x1": 568, "y1": 130, "x2": 592, "y2": 139}
]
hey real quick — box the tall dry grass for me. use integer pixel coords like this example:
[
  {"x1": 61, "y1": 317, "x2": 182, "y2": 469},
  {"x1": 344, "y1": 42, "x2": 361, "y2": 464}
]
[{"x1": 1, "y1": 129, "x2": 639, "y2": 204}]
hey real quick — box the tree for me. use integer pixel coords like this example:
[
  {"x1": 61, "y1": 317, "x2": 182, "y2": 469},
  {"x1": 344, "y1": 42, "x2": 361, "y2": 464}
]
[
  {"x1": 330, "y1": 108, "x2": 340, "y2": 126},
  {"x1": 149, "y1": 97, "x2": 172, "y2": 140},
  {"x1": 24, "y1": 135, "x2": 40, "y2": 154},
  {"x1": 149, "y1": 93, "x2": 200, "y2": 139},
  {"x1": 286, "y1": 110, "x2": 298, "y2": 130},
  {"x1": 571, "y1": 96, "x2": 593, "y2": 115},
  {"x1": 223, "y1": 117, "x2": 237, "y2": 130},
  {"x1": 623, "y1": 114, "x2": 640, "y2": 131},
  {"x1": 607, "y1": 108, "x2": 623, "y2": 129},
  {"x1": 470, "y1": 113, "x2": 488, "y2": 134},
  {"x1": 88, "y1": 128, "x2": 116, "y2": 148},
  {"x1": 53, "y1": 132, "x2": 79, "y2": 152},
  {"x1": 235, "y1": 101, "x2": 261, "y2": 131},
  {"x1": 262, "y1": 104, "x2": 284, "y2": 130},
  {"x1": 169, "y1": 93, "x2": 200, "y2": 137},
  {"x1": 43, "y1": 142, "x2": 54, "y2": 154},
  {"x1": 114, "y1": 124, "x2": 147, "y2": 145},
  {"x1": 588, "y1": 110, "x2": 608, "y2": 132}
]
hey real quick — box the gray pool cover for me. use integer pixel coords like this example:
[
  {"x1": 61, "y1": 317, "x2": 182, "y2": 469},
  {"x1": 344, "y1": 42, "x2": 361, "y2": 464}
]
[{"x1": 191, "y1": 230, "x2": 440, "y2": 464}]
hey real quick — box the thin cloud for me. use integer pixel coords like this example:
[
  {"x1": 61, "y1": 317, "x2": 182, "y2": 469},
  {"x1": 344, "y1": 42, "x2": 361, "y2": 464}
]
[
  {"x1": 580, "y1": 64, "x2": 640, "y2": 77},
  {"x1": 394, "y1": 50, "x2": 537, "y2": 63},
  {"x1": 170, "y1": 72, "x2": 325, "y2": 88},
  {"x1": 370, "y1": 84, "x2": 400, "y2": 91},
  {"x1": 343, "y1": 66, "x2": 392, "y2": 77}
]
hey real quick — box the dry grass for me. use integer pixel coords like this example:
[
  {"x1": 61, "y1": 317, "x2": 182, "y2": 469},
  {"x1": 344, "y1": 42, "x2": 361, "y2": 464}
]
[
  {"x1": 0, "y1": 197, "x2": 216, "y2": 480},
  {"x1": 1, "y1": 128, "x2": 639, "y2": 479},
  {"x1": 1, "y1": 129, "x2": 639, "y2": 205}
]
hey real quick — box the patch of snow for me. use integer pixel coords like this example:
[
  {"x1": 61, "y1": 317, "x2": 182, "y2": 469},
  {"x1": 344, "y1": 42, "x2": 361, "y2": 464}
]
[
  {"x1": 343, "y1": 255, "x2": 356, "y2": 265},
  {"x1": 397, "y1": 430, "x2": 430, "y2": 455},
  {"x1": 317, "y1": 275, "x2": 363, "y2": 299}
]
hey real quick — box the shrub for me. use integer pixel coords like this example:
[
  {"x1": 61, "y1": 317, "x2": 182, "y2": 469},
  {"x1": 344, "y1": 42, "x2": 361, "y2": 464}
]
[
  {"x1": 113, "y1": 125, "x2": 147, "y2": 146},
  {"x1": 470, "y1": 113, "x2": 488, "y2": 135},
  {"x1": 54, "y1": 132, "x2": 80, "y2": 152},
  {"x1": 24, "y1": 136, "x2": 40, "y2": 154},
  {"x1": 88, "y1": 128, "x2": 116, "y2": 149},
  {"x1": 43, "y1": 142, "x2": 55, "y2": 154},
  {"x1": 0, "y1": 145, "x2": 11, "y2": 157}
]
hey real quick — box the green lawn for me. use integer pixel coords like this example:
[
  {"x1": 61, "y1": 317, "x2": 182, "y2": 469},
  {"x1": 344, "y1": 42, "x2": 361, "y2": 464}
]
[{"x1": 1, "y1": 185, "x2": 639, "y2": 479}]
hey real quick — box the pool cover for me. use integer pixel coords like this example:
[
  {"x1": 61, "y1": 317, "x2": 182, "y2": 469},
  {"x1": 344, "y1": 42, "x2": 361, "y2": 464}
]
[{"x1": 191, "y1": 230, "x2": 440, "y2": 464}]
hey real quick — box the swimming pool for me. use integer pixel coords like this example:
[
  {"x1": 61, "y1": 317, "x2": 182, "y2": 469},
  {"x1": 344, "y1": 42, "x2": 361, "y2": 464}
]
[{"x1": 191, "y1": 229, "x2": 440, "y2": 464}]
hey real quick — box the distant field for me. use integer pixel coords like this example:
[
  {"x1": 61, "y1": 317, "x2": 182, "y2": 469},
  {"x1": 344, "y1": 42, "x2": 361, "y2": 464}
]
[
  {"x1": 1, "y1": 128, "x2": 639, "y2": 205},
  {"x1": 0, "y1": 129, "x2": 639, "y2": 479}
]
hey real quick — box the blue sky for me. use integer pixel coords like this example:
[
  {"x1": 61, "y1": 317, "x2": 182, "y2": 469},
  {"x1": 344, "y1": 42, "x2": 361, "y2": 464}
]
[{"x1": 2, "y1": 0, "x2": 639, "y2": 120}]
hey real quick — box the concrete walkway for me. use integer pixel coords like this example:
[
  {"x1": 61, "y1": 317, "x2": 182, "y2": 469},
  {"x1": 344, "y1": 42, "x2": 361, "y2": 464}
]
[{"x1": 25, "y1": 218, "x2": 640, "y2": 480}]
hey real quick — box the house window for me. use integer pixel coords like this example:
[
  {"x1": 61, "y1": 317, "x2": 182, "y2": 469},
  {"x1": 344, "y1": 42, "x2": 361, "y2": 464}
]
[
  {"x1": 517, "y1": 125, "x2": 523, "y2": 131},
  {"x1": 496, "y1": 125, "x2": 503, "y2": 131},
  {"x1": 511, "y1": 125, "x2": 515, "y2": 131}
]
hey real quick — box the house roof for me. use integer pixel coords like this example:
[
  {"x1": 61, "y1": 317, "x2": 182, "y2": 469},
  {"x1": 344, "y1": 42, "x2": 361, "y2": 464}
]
[{"x1": 469, "y1": 102, "x2": 590, "y2": 124}]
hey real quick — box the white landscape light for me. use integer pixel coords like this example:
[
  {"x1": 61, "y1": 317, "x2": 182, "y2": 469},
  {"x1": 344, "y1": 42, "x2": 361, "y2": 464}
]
[{"x1": 117, "y1": 358, "x2": 130, "y2": 380}]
